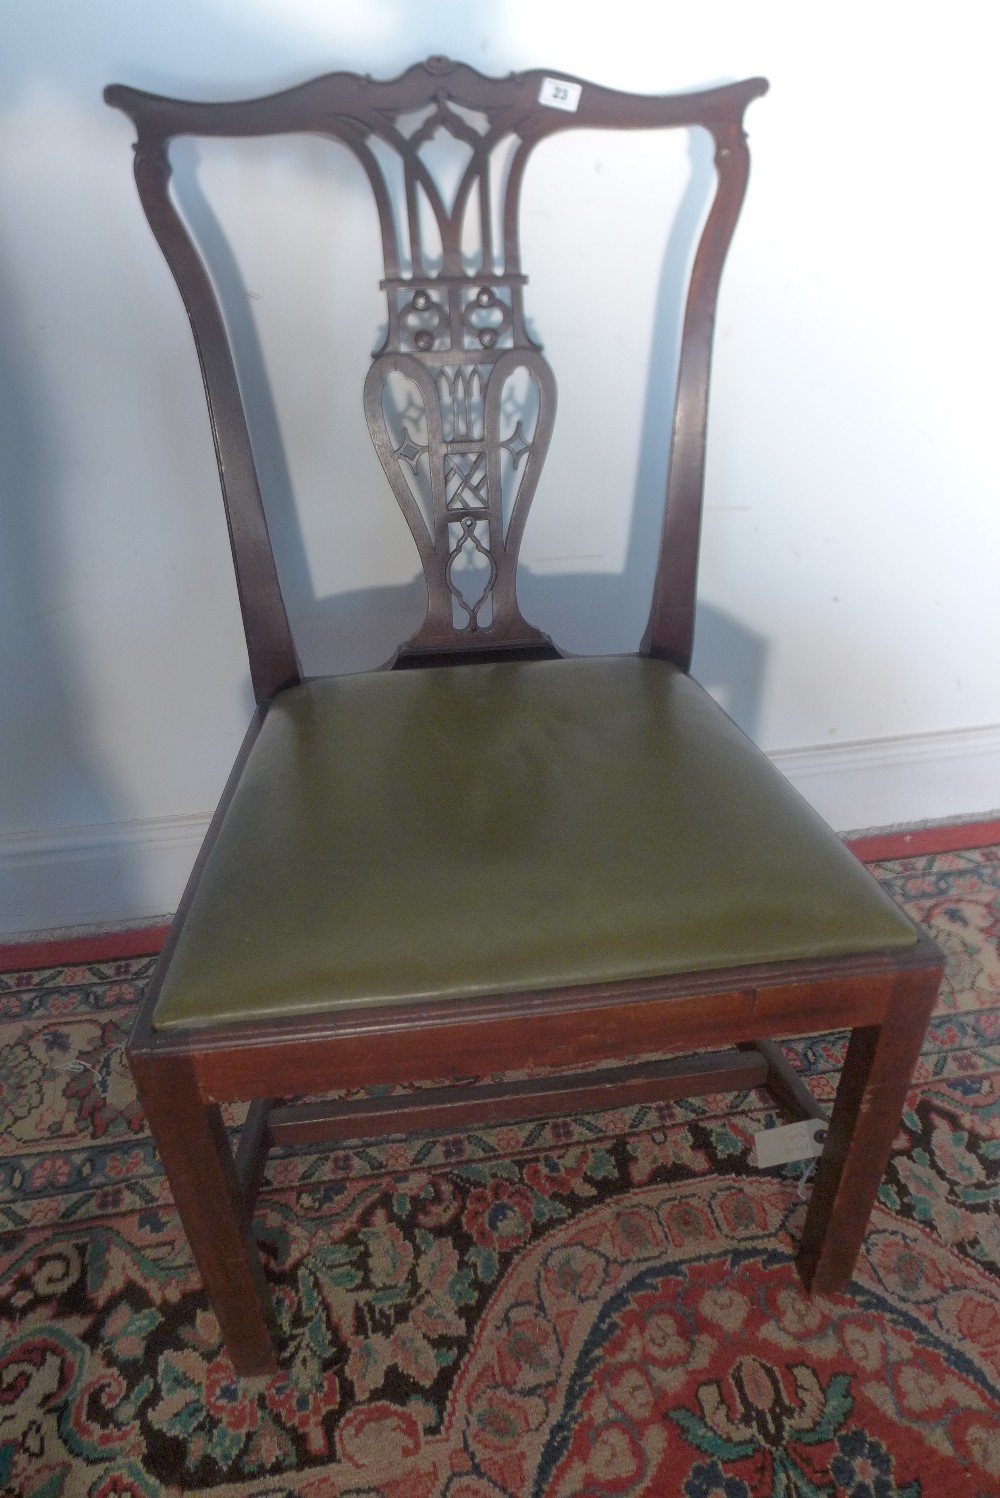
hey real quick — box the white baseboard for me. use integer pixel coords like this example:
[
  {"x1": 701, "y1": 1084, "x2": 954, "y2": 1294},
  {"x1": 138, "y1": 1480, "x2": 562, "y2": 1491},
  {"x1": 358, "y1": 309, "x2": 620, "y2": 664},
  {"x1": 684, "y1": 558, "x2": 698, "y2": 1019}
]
[
  {"x1": 2, "y1": 725, "x2": 998, "y2": 936},
  {"x1": 769, "y1": 722, "x2": 1000, "y2": 836},
  {"x1": 0, "y1": 812, "x2": 210, "y2": 937}
]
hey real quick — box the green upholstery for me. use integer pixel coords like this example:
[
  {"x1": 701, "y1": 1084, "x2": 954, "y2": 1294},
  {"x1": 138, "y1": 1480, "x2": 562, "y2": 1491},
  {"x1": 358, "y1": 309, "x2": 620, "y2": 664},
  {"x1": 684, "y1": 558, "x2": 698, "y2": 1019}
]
[{"x1": 152, "y1": 657, "x2": 916, "y2": 1031}]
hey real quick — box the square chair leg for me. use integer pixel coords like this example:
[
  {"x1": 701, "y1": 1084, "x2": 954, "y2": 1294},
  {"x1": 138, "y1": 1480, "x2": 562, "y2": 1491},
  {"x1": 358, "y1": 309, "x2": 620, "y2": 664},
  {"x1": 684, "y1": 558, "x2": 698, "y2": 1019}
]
[
  {"x1": 797, "y1": 966, "x2": 940, "y2": 1292},
  {"x1": 129, "y1": 1053, "x2": 280, "y2": 1375}
]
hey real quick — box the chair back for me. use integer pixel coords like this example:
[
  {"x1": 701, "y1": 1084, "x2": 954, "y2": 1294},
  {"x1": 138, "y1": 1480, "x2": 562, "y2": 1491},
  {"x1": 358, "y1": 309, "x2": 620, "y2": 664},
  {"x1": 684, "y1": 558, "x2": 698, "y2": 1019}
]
[{"x1": 106, "y1": 59, "x2": 767, "y2": 698}]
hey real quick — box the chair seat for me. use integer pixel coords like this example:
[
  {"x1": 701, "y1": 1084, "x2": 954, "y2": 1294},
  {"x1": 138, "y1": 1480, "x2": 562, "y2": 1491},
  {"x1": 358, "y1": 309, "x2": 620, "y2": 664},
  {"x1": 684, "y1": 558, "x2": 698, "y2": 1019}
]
[{"x1": 152, "y1": 656, "x2": 916, "y2": 1030}]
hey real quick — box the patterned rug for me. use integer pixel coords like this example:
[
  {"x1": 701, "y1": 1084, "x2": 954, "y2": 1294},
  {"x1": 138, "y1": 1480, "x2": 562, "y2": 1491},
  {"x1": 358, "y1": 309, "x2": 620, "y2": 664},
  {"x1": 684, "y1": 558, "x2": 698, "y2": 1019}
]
[{"x1": 2, "y1": 844, "x2": 999, "y2": 1497}]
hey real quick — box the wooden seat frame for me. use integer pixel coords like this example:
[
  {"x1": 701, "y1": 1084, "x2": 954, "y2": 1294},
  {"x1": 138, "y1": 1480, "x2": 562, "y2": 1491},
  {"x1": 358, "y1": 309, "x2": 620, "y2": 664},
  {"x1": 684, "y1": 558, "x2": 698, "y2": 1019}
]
[{"x1": 105, "y1": 59, "x2": 943, "y2": 1376}]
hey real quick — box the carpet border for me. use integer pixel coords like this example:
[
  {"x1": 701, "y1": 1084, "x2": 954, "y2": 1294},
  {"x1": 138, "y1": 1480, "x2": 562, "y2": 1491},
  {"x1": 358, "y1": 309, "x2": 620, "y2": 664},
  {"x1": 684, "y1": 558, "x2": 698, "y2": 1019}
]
[
  {"x1": 846, "y1": 816, "x2": 1000, "y2": 863},
  {"x1": 0, "y1": 924, "x2": 170, "y2": 973}
]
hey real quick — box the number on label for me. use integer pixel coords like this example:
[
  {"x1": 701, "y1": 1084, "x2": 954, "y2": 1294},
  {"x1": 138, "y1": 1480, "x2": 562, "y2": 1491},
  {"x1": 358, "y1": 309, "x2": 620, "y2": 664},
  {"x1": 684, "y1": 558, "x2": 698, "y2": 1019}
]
[{"x1": 538, "y1": 77, "x2": 582, "y2": 113}]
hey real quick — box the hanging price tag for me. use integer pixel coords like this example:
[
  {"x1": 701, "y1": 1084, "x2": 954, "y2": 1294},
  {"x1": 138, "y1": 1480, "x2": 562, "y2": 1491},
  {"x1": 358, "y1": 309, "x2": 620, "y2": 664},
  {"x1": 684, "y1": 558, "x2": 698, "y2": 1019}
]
[{"x1": 754, "y1": 1118, "x2": 827, "y2": 1169}]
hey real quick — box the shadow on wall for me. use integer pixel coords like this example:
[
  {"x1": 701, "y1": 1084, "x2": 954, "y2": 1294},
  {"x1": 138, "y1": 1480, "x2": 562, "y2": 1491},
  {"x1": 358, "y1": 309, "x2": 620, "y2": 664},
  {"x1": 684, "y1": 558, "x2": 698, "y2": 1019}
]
[
  {"x1": 285, "y1": 573, "x2": 767, "y2": 745},
  {"x1": 0, "y1": 245, "x2": 140, "y2": 929}
]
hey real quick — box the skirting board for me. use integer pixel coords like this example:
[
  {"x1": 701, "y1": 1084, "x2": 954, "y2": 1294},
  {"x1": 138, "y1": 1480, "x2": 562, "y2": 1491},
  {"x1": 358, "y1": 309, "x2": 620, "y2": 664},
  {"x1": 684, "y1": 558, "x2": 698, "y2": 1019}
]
[
  {"x1": 768, "y1": 721, "x2": 1000, "y2": 838},
  {"x1": 0, "y1": 813, "x2": 208, "y2": 938},
  {"x1": 2, "y1": 723, "x2": 999, "y2": 936}
]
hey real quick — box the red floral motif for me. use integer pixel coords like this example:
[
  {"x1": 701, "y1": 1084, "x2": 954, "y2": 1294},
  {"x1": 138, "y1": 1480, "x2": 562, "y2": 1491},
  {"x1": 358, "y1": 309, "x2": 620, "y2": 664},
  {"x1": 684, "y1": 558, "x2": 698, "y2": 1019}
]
[
  {"x1": 836, "y1": 1315, "x2": 890, "y2": 1376},
  {"x1": 640, "y1": 1308, "x2": 689, "y2": 1369},
  {"x1": 69, "y1": 1366, "x2": 133, "y2": 1452},
  {"x1": 576, "y1": 1417, "x2": 648, "y2": 1490},
  {"x1": 204, "y1": 1360, "x2": 261, "y2": 1435},
  {"x1": 336, "y1": 1401, "x2": 423, "y2": 1468},
  {"x1": 713, "y1": 1185, "x2": 773, "y2": 1236},
  {"x1": 463, "y1": 1180, "x2": 536, "y2": 1251},
  {"x1": 661, "y1": 1197, "x2": 713, "y2": 1248},
  {"x1": 869, "y1": 1235, "x2": 949, "y2": 1299},
  {"x1": 412, "y1": 1174, "x2": 461, "y2": 1229},
  {"x1": 81, "y1": 1476, "x2": 153, "y2": 1498},
  {"x1": 0, "y1": 1335, "x2": 79, "y2": 1413},
  {"x1": 105, "y1": 1148, "x2": 146, "y2": 1180},
  {"x1": 378, "y1": 1472, "x2": 442, "y2": 1498},
  {"x1": 493, "y1": 1127, "x2": 525, "y2": 1153},
  {"x1": 101, "y1": 980, "x2": 141, "y2": 1003},
  {"x1": 523, "y1": 1147, "x2": 595, "y2": 1198},
  {"x1": 540, "y1": 1243, "x2": 608, "y2": 1306},
  {"x1": 48, "y1": 994, "x2": 85, "y2": 1015},
  {"x1": 493, "y1": 1303, "x2": 560, "y2": 1393},
  {"x1": 604, "y1": 1360, "x2": 657, "y2": 1422},
  {"x1": 953, "y1": 1292, "x2": 1000, "y2": 1349},
  {"x1": 468, "y1": 1385, "x2": 547, "y2": 1450},
  {"x1": 265, "y1": 1369, "x2": 340, "y2": 1454},
  {"x1": 381, "y1": 1141, "x2": 416, "y2": 1172},
  {"x1": 464, "y1": 1385, "x2": 552, "y2": 1494},
  {"x1": 609, "y1": 1202, "x2": 664, "y2": 1259},
  {"x1": 27, "y1": 1155, "x2": 73, "y2": 1190}
]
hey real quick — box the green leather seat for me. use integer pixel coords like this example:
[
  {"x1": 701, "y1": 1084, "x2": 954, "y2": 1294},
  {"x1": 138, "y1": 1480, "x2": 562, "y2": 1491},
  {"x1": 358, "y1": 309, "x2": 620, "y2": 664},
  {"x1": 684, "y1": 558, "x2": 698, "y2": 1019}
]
[{"x1": 153, "y1": 656, "x2": 916, "y2": 1031}]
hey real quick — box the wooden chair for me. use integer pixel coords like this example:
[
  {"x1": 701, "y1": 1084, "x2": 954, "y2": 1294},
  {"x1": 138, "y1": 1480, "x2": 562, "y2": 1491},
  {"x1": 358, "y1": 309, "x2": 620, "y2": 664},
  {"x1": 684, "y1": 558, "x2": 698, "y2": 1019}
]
[{"x1": 105, "y1": 59, "x2": 943, "y2": 1376}]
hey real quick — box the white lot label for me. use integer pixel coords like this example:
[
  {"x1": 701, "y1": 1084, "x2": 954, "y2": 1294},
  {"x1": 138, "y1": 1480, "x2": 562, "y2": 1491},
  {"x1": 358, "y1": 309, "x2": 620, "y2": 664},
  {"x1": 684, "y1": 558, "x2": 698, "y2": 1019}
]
[
  {"x1": 754, "y1": 1118, "x2": 827, "y2": 1169},
  {"x1": 538, "y1": 77, "x2": 582, "y2": 112}
]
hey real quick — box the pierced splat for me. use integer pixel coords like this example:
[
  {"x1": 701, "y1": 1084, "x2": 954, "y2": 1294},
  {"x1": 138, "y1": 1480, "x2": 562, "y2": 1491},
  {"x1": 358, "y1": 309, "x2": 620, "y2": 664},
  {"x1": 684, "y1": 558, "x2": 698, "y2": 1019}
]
[
  {"x1": 360, "y1": 86, "x2": 556, "y2": 655},
  {"x1": 365, "y1": 341, "x2": 553, "y2": 647}
]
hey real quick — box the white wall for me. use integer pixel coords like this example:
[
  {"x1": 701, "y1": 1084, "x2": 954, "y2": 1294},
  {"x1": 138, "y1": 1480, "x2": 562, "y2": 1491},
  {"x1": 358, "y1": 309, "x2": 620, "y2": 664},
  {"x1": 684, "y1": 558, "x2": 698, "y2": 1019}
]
[{"x1": 2, "y1": 1, "x2": 998, "y2": 933}]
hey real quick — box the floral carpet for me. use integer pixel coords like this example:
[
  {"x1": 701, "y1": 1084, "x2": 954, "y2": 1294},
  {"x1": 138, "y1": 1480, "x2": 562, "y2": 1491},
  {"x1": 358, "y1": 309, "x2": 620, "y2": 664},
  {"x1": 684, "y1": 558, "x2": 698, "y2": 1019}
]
[{"x1": 1, "y1": 844, "x2": 999, "y2": 1496}]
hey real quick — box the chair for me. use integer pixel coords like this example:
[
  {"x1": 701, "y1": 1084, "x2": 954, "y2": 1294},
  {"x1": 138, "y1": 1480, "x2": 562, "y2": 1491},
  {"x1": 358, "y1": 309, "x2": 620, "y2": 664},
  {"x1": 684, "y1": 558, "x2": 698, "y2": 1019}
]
[{"x1": 104, "y1": 58, "x2": 943, "y2": 1377}]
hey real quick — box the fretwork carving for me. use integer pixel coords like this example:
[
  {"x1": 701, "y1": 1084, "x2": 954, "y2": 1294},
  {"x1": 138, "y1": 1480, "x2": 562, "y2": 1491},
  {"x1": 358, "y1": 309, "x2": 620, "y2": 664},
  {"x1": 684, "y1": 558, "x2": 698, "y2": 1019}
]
[
  {"x1": 361, "y1": 78, "x2": 555, "y2": 653},
  {"x1": 366, "y1": 337, "x2": 552, "y2": 645}
]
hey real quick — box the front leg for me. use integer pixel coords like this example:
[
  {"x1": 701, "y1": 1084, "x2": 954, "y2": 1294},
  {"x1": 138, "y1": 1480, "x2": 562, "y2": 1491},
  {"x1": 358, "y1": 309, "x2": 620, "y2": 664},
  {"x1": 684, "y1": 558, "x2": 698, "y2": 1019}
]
[
  {"x1": 796, "y1": 965, "x2": 941, "y2": 1292},
  {"x1": 129, "y1": 1052, "x2": 280, "y2": 1375}
]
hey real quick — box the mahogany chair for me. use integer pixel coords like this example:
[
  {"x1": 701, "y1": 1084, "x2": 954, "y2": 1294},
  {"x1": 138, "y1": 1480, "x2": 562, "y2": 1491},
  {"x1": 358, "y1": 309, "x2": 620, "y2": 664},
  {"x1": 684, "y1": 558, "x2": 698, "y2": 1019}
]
[{"x1": 105, "y1": 59, "x2": 943, "y2": 1376}]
